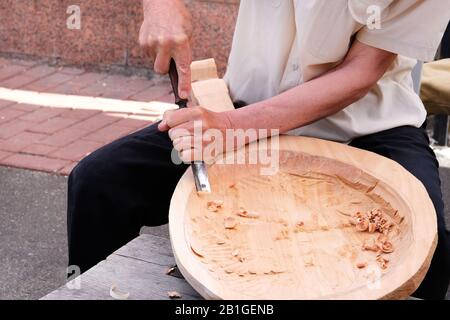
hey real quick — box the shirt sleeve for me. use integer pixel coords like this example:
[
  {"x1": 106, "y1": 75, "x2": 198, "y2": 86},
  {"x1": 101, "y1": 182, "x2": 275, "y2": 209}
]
[{"x1": 348, "y1": 0, "x2": 450, "y2": 61}]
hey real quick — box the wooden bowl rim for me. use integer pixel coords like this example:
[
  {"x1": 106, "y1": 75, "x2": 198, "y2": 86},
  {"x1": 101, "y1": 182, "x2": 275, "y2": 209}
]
[{"x1": 169, "y1": 135, "x2": 437, "y2": 300}]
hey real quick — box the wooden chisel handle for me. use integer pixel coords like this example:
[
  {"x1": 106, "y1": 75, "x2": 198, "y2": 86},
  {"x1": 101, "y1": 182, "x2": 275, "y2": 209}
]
[{"x1": 169, "y1": 59, "x2": 189, "y2": 109}]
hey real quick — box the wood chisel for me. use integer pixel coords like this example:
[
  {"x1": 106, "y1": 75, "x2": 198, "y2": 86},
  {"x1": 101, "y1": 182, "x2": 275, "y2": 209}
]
[{"x1": 168, "y1": 59, "x2": 211, "y2": 193}]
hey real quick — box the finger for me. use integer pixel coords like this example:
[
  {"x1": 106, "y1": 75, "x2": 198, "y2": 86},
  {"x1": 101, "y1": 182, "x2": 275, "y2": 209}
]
[
  {"x1": 139, "y1": 33, "x2": 157, "y2": 58},
  {"x1": 173, "y1": 40, "x2": 192, "y2": 99},
  {"x1": 173, "y1": 136, "x2": 194, "y2": 152},
  {"x1": 179, "y1": 148, "x2": 203, "y2": 163},
  {"x1": 158, "y1": 109, "x2": 176, "y2": 131},
  {"x1": 164, "y1": 108, "x2": 201, "y2": 129},
  {"x1": 154, "y1": 43, "x2": 171, "y2": 74},
  {"x1": 168, "y1": 123, "x2": 195, "y2": 140},
  {"x1": 173, "y1": 135, "x2": 204, "y2": 152}
]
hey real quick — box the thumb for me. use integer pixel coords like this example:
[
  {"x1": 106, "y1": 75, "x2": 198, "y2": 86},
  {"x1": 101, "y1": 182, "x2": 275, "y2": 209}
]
[{"x1": 158, "y1": 119, "x2": 170, "y2": 132}]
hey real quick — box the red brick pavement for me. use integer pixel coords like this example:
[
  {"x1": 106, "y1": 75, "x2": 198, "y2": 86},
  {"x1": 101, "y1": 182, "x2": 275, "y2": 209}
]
[{"x1": 0, "y1": 59, "x2": 174, "y2": 175}]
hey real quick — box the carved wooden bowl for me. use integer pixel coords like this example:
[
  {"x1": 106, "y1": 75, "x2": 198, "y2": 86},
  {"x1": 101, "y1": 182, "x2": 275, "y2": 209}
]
[{"x1": 169, "y1": 136, "x2": 437, "y2": 300}]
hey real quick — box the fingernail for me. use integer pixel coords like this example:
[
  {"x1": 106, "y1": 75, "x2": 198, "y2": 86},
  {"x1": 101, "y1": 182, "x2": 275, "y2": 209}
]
[{"x1": 180, "y1": 91, "x2": 189, "y2": 99}]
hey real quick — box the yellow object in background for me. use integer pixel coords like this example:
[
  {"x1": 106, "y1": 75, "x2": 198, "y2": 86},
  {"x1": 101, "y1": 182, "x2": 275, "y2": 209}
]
[{"x1": 421, "y1": 59, "x2": 450, "y2": 115}]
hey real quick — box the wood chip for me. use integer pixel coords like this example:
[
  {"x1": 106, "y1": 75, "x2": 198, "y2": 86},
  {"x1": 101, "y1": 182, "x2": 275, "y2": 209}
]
[
  {"x1": 376, "y1": 255, "x2": 389, "y2": 270},
  {"x1": 165, "y1": 266, "x2": 177, "y2": 275},
  {"x1": 356, "y1": 262, "x2": 367, "y2": 269},
  {"x1": 167, "y1": 291, "x2": 182, "y2": 299},
  {"x1": 190, "y1": 237, "x2": 206, "y2": 257},
  {"x1": 224, "y1": 216, "x2": 237, "y2": 229},
  {"x1": 109, "y1": 284, "x2": 130, "y2": 300},
  {"x1": 381, "y1": 241, "x2": 394, "y2": 253},
  {"x1": 207, "y1": 200, "x2": 224, "y2": 212},
  {"x1": 236, "y1": 209, "x2": 260, "y2": 219}
]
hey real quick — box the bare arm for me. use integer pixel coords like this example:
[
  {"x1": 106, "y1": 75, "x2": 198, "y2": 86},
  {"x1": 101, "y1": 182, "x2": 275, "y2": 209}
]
[
  {"x1": 159, "y1": 40, "x2": 397, "y2": 162},
  {"x1": 139, "y1": 0, "x2": 193, "y2": 98},
  {"x1": 226, "y1": 40, "x2": 397, "y2": 133}
]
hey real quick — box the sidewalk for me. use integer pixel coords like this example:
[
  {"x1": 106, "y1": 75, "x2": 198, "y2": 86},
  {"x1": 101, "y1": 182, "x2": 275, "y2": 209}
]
[{"x1": 0, "y1": 58, "x2": 174, "y2": 176}]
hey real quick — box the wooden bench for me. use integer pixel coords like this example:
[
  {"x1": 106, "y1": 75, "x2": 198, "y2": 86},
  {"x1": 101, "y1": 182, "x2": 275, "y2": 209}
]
[{"x1": 41, "y1": 226, "x2": 201, "y2": 300}]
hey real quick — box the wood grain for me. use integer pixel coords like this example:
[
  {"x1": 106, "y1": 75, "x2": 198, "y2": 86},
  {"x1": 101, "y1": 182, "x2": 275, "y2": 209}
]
[
  {"x1": 169, "y1": 59, "x2": 437, "y2": 300},
  {"x1": 42, "y1": 233, "x2": 202, "y2": 300}
]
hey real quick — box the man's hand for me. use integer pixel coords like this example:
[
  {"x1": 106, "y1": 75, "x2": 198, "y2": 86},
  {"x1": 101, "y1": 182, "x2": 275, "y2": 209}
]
[
  {"x1": 139, "y1": 0, "x2": 193, "y2": 99},
  {"x1": 159, "y1": 107, "x2": 234, "y2": 163}
]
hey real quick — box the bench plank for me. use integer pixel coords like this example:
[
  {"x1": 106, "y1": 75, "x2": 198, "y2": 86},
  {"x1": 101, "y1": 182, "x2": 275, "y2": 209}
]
[{"x1": 41, "y1": 233, "x2": 202, "y2": 300}]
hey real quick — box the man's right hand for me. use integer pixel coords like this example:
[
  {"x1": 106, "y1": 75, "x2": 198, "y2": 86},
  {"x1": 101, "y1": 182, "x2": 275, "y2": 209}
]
[{"x1": 139, "y1": 0, "x2": 193, "y2": 99}]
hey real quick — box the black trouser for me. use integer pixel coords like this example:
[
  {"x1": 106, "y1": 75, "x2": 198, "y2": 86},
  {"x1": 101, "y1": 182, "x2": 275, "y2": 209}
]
[{"x1": 67, "y1": 122, "x2": 450, "y2": 300}]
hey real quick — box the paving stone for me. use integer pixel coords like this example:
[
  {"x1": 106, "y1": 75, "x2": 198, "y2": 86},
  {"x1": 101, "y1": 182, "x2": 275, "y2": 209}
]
[
  {"x1": 70, "y1": 113, "x2": 120, "y2": 132},
  {"x1": 0, "y1": 108, "x2": 26, "y2": 124},
  {"x1": 24, "y1": 73, "x2": 74, "y2": 92},
  {"x1": 83, "y1": 124, "x2": 134, "y2": 143},
  {"x1": 129, "y1": 84, "x2": 172, "y2": 102},
  {"x1": 39, "y1": 127, "x2": 90, "y2": 147},
  {"x1": 59, "y1": 109, "x2": 101, "y2": 121},
  {"x1": 19, "y1": 108, "x2": 68, "y2": 123},
  {"x1": 115, "y1": 117, "x2": 150, "y2": 129},
  {"x1": 28, "y1": 117, "x2": 79, "y2": 134},
  {"x1": 0, "y1": 120, "x2": 35, "y2": 139},
  {"x1": 0, "y1": 74, "x2": 37, "y2": 89},
  {"x1": 0, "y1": 132, "x2": 47, "y2": 153},
  {"x1": 50, "y1": 140, "x2": 103, "y2": 161},
  {"x1": 22, "y1": 144, "x2": 58, "y2": 156},
  {"x1": 0, "y1": 150, "x2": 12, "y2": 160},
  {"x1": 11, "y1": 103, "x2": 41, "y2": 112},
  {"x1": 0, "y1": 100, "x2": 16, "y2": 109},
  {"x1": 58, "y1": 162, "x2": 78, "y2": 176},
  {"x1": 0, "y1": 154, "x2": 70, "y2": 173},
  {"x1": 0, "y1": 65, "x2": 28, "y2": 81}
]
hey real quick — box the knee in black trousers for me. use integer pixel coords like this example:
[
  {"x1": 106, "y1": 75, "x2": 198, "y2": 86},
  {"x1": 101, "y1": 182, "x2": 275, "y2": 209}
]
[{"x1": 67, "y1": 123, "x2": 188, "y2": 272}]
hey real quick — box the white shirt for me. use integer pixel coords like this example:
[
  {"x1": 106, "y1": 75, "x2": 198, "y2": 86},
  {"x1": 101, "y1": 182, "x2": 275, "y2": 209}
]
[{"x1": 224, "y1": 0, "x2": 450, "y2": 142}]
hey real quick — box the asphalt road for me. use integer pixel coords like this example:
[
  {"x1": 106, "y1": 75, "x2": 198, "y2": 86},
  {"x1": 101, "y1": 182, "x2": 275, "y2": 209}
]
[{"x1": 0, "y1": 166, "x2": 449, "y2": 300}]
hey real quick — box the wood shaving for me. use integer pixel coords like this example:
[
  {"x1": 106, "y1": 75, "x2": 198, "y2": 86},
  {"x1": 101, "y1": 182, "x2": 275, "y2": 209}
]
[
  {"x1": 362, "y1": 238, "x2": 379, "y2": 252},
  {"x1": 304, "y1": 260, "x2": 315, "y2": 267},
  {"x1": 110, "y1": 284, "x2": 130, "y2": 300},
  {"x1": 376, "y1": 254, "x2": 389, "y2": 270},
  {"x1": 224, "y1": 216, "x2": 238, "y2": 229},
  {"x1": 294, "y1": 221, "x2": 305, "y2": 233},
  {"x1": 231, "y1": 249, "x2": 240, "y2": 257},
  {"x1": 270, "y1": 267, "x2": 285, "y2": 274},
  {"x1": 356, "y1": 218, "x2": 369, "y2": 232},
  {"x1": 352, "y1": 208, "x2": 397, "y2": 236},
  {"x1": 236, "y1": 209, "x2": 260, "y2": 219},
  {"x1": 216, "y1": 239, "x2": 226, "y2": 245},
  {"x1": 275, "y1": 229, "x2": 290, "y2": 240},
  {"x1": 278, "y1": 218, "x2": 289, "y2": 227},
  {"x1": 190, "y1": 238, "x2": 206, "y2": 257},
  {"x1": 207, "y1": 200, "x2": 224, "y2": 212},
  {"x1": 356, "y1": 262, "x2": 367, "y2": 269},
  {"x1": 165, "y1": 266, "x2": 177, "y2": 275},
  {"x1": 167, "y1": 291, "x2": 182, "y2": 299},
  {"x1": 381, "y1": 241, "x2": 394, "y2": 253}
]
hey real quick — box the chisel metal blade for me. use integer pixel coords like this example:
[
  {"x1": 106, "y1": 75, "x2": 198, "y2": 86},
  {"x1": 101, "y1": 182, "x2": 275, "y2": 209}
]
[{"x1": 168, "y1": 58, "x2": 211, "y2": 194}]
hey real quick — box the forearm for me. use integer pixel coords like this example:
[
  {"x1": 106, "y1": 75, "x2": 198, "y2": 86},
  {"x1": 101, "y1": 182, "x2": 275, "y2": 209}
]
[{"x1": 226, "y1": 41, "x2": 396, "y2": 134}]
